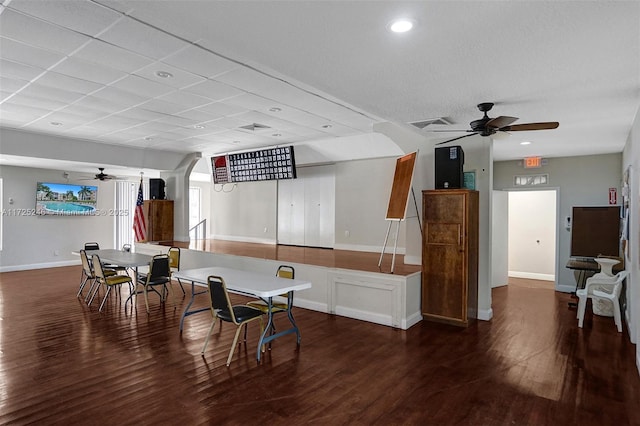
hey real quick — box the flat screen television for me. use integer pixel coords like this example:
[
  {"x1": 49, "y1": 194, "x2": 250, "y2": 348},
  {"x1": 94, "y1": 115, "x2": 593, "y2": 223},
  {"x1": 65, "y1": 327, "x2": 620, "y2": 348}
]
[
  {"x1": 212, "y1": 146, "x2": 297, "y2": 184},
  {"x1": 35, "y1": 182, "x2": 98, "y2": 216},
  {"x1": 570, "y1": 206, "x2": 621, "y2": 259}
]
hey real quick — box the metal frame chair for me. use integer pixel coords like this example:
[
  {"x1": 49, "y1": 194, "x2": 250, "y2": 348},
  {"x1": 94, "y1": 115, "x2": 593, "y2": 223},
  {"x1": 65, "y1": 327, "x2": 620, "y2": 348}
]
[
  {"x1": 90, "y1": 254, "x2": 133, "y2": 312},
  {"x1": 246, "y1": 265, "x2": 295, "y2": 335},
  {"x1": 201, "y1": 275, "x2": 264, "y2": 366},
  {"x1": 168, "y1": 246, "x2": 185, "y2": 296},
  {"x1": 77, "y1": 249, "x2": 116, "y2": 300},
  {"x1": 137, "y1": 254, "x2": 174, "y2": 313}
]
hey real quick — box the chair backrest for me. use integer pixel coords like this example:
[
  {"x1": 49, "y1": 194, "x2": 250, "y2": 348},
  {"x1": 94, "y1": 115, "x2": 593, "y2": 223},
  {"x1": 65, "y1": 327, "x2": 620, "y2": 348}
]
[
  {"x1": 207, "y1": 275, "x2": 236, "y2": 323},
  {"x1": 122, "y1": 244, "x2": 131, "y2": 252},
  {"x1": 276, "y1": 265, "x2": 295, "y2": 279},
  {"x1": 92, "y1": 254, "x2": 106, "y2": 281},
  {"x1": 611, "y1": 271, "x2": 629, "y2": 297},
  {"x1": 80, "y1": 249, "x2": 94, "y2": 278},
  {"x1": 147, "y1": 254, "x2": 171, "y2": 283},
  {"x1": 168, "y1": 247, "x2": 180, "y2": 270},
  {"x1": 84, "y1": 242, "x2": 100, "y2": 251}
]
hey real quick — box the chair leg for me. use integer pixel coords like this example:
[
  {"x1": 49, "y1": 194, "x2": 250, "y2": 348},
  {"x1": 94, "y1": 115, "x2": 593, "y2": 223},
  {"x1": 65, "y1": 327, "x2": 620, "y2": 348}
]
[
  {"x1": 201, "y1": 317, "x2": 218, "y2": 354},
  {"x1": 77, "y1": 275, "x2": 90, "y2": 298},
  {"x1": 144, "y1": 285, "x2": 150, "y2": 313},
  {"x1": 98, "y1": 286, "x2": 112, "y2": 312},
  {"x1": 577, "y1": 295, "x2": 587, "y2": 328},
  {"x1": 177, "y1": 278, "x2": 186, "y2": 296},
  {"x1": 227, "y1": 324, "x2": 245, "y2": 366},
  {"x1": 613, "y1": 299, "x2": 623, "y2": 332}
]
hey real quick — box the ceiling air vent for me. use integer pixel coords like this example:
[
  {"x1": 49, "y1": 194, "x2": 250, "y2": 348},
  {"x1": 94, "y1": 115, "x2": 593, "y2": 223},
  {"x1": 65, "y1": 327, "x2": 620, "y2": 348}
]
[
  {"x1": 409, "y1": 117, "x2": 452, "y2": 129},
  {"x1": 239, "y1": 123, "x2": 271, "y2": 131}
]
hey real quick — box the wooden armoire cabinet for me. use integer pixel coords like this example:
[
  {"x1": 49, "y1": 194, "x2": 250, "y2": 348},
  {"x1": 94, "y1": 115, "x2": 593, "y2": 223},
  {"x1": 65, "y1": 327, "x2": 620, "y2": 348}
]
[
  {"x1": 421, "y1": 189, "x2": 479, "y2": 327},
  {"x1": 143, "y1": 200, "x2": 174, "y2": 243}
]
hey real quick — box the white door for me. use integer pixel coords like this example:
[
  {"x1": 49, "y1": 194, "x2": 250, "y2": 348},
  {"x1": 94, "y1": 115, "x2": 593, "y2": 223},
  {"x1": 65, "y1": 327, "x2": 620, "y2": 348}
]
[{"x1": 277, "y1": 165, "x2": 335, "y2": 248}]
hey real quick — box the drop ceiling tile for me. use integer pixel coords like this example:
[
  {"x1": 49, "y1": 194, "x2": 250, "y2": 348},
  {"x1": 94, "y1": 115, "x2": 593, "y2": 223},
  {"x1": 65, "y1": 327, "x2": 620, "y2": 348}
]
[
  {"x1": 51, "y1": 57, "x2": 128, "y2": 86},
  {"x1": 153, "y1": 114, "x2": 199, "y2": 128},
  {"x1": 134, "y1": 62, "x2": 207, "y2": 89},
  {"x1": 0, "y1": 8, "x2": 90, "y2": 55},
  {"x1": 8, "y1": 0, "x2": 122, "y2": 36},
  {"x1": 183, "y1": 79, "x2": 245, "y2": 101},
  {"x1": 138, "y1": 99, "x2": 185, "y2": 115},
  {"x1": 0, "y1": 58, "x2": 45, "y2": 81},
  {"x1": 0, "y1": 76, "x2": 30, "y2": 93},
  {"x1": 206, "y1": 116, "x2": 253, "y2": 131},
  {"x1": 72, "y1": 39, "x2": 153, "y2": 73},
  {"x1": 119, "y1": 107, "x2": 170, "y2": 122},
  {"x1": 6, "y1": 93, "x2": 69, "y2": 111},
  {"x1": 0, "y1": 102, "x2": 50, "y2": 122},
  {"x1": 157, "y1": 90, "x2": 212, "y2": 109},
  {"x1": 98, "y1": 15, "x2": 186, "y2": 60},
  {"x1": 72, "y1": 95, "x2": 130, "y2": 114},
  {"x1": 35, "y1": 71, "x2": 104, "y2": 96},
  {"x1": 235, "y1": 111, "x2": 298, "y2": 130},
  {"x1": 91, "y1": 86, "x2": 147, "y2": 109},
  {"x1": 19, "y1": 83, "x2": 87, "y2": 104},
  {"x1": 162, "y1": 45, "x2": 239, "y2": 78},
  {"x1": 175, "y1": 108, "x2": 217, "y2": 123},
  {"x1": 0, "y1": 37, "x2": 66, "y2": 70},
  {"x1": 89, "y1": 114, "x2": 147, "y2": 132},
  {"x1": 130, "y1": 121, "x2": 180, "y2": 134},
  {"x1": 112, "y1": 75, "x2": 175, "y2": 98},
  {"x1": 58, "y1": 105, "x2": 112, "y2": 120},
  {"x1": 195, "y1": 101, "x2": 248, "y2": 117},
  {"x1": 223, "y1": 93, "x2": 278, "y2": 110}
]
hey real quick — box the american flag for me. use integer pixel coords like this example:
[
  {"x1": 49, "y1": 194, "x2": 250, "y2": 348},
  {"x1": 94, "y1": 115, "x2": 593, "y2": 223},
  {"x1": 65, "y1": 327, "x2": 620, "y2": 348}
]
[{"x1": 133, "y1": 180, "x2": 147, "y2": 242}]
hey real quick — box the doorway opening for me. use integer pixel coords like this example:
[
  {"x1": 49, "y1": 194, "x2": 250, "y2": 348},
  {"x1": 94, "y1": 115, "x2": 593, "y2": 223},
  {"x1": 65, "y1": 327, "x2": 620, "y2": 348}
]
[{"x1": 507, "y1": 189, "x2": 558, "y2": 288}]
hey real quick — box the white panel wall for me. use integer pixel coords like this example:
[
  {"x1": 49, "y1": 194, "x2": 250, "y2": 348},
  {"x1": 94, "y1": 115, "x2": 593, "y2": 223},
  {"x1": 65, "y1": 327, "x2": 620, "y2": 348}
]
[{"x1": 491, "y1": 190, "x2": 509, "y2": 288}]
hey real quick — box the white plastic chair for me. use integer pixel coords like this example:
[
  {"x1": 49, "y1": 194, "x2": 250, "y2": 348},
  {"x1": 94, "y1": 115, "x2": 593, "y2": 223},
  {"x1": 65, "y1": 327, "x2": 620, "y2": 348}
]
[{"x1": 577, "y1": 270, "x2": 628, "y2": 332}]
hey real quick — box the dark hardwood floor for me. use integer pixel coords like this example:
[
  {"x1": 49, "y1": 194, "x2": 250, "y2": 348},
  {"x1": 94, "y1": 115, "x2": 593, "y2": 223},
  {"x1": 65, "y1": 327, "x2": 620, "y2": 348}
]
[{"x1": 1, "y1": 266, "x2": 639, "y2": 425}]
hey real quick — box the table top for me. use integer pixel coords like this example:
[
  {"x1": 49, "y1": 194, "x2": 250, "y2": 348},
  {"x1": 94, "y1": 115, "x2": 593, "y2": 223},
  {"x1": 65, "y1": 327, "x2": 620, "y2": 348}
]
[
  {"x1": 173, "y1": 266, "x2": 312, "y2": 298},
  {"x1": 86, "y1": 249, "x2": 154, "y2": 268},
  {"x1": 566, "y1": 258, "x2": 623, "y2": 272}
]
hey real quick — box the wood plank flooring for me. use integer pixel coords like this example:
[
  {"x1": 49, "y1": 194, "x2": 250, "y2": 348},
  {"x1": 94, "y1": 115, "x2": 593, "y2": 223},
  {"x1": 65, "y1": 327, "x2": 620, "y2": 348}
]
[{"x1": 0, "y1": 267, "x2": 638, "y2": 425}]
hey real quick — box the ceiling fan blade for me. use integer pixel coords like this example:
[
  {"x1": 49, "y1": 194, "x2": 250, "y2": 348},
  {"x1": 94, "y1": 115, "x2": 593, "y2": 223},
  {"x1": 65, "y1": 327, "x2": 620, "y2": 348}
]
[
  {"x1": 486, "y1": 116, "x2": 518, "y2": 129},
  {"x1": 435, "y1": 132, "x2": 478, "y2": 145},
  {"x1": 501, "y1": 122, "x2": 559, "y2": 131},
  {"x1": 431, "y1": 129, "x2": 474, "y2": 132}
]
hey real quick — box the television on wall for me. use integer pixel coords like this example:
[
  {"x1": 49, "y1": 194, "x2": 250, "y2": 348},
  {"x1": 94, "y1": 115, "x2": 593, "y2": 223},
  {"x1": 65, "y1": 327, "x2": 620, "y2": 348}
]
[
  {"x1": 570, "y1": 206, "x2": 621, "y2": 259},
  {"x1": 35, "y1": 182, "x2": 98, "y2": 216}
]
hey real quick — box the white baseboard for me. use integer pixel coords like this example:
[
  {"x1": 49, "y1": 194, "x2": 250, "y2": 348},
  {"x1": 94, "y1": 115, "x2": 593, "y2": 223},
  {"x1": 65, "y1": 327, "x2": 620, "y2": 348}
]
[
  {"x1": 213, "y1": 234, "x2": 276, "y2": 245},
  {"x1": 335, "y1": 305, "x2": 392, "y2": 327},
  {"x1": 294, "y1": 299, "x2": 328, "y2": 314},
  {"x1": 403, "y1": 312, "x2": 423, "y2": 329},
  {"x1": 0, "y1": 259, "x2": 79, "y2": 273},
  {"x1": 557, "y1": 284, "x2": 576, "y2": 293},
  {"x1": 333, "y1": 243, "x2": 406, "y2": 255},
  {"x1": 477, "y1": 308, "x2": 493, "y2": 321},
  {"x1": 509, "y1": 271, "x2": 555, "y2": 281}
]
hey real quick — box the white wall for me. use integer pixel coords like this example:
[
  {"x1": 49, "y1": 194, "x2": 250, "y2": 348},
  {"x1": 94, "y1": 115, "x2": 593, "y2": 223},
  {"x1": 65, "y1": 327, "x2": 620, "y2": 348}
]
[
  {"x1": 621, "y1": 105, "x2": 640, "y2": 372},
  {"x1": 0, "y1": 165, "x2": 115, "y2": 271},
  {"x1": 492, "y1": 190, "x2": 509, "y2": 288},
  {"x1": 494, "y1": 154, "x2": 622, "y2": 292},
  {"x1": 508, "y1": 190, "x2": 556, "y2": 281}
]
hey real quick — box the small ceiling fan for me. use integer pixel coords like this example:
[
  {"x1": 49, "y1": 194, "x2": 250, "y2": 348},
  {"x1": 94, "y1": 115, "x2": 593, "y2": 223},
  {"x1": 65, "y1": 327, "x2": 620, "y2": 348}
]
[
  {"x1": 91, "y1": 167, "x2": 117, "y2": 181},
  {"x1": 434, "y1": 102, "x2": 559, "y2": 145}
]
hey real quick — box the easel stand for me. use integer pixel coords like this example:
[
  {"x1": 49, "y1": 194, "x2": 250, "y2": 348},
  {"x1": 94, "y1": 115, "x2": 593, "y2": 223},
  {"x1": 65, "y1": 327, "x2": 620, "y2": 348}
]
[{"x1": 378, "y1": 219, "x2": 402, "y2": 273}]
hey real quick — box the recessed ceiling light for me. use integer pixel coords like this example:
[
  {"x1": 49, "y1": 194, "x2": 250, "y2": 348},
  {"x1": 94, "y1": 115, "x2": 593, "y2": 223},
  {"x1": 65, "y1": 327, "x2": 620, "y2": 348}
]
[
  {"x1": 269, "y1": 107, "x2": 282, "y2": 112},
  {"x1": 520, "y1": 141, "x2": 532, "y2": 145},
  {"x1": 272, "y1": 133, "x2": 281, "y2": 137},
  {"x1": 194, "y1": 124, "x2": 206, "y2": 129},
  {"x1": 144, "y1": 136, "x2": 153, "y2": 141},
  {"x1": 50, "y1": 121, "x2": 62, "y2": 126},
  {"x1": 155, "y1": 70, "x2": 173, "y2": 78},
  {"x1": 232, "y1": 140, "x2": 241, "y2": 144},
  {"x1": 389, "y1": 18, "x2": 415, "y2": 33},
  {"x1": 322, "y1": 124, "x2": 333, "y2": 129}
]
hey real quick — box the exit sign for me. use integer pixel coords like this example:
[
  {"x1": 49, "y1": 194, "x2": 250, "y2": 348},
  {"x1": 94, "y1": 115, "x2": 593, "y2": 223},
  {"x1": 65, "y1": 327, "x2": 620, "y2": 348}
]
[{"x1": 524, "y1": 156, "x2": 544, "y2": 168}]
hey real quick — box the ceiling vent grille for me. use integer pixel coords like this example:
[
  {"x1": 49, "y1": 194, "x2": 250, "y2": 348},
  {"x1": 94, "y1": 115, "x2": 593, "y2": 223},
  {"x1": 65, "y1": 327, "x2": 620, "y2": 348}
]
[
  {"x1": 409, "y1": 117, "x2": 452, "y2": 129},
  {"x1": 239, "y1": 123, "x2": 271, "y2": 131}
]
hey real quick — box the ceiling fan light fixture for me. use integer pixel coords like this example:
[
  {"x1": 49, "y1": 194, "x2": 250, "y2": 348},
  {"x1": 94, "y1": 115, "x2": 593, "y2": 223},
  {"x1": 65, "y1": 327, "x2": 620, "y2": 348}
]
[{"x1": 388, "y1": 18, "x2": 415, "y2": 33}]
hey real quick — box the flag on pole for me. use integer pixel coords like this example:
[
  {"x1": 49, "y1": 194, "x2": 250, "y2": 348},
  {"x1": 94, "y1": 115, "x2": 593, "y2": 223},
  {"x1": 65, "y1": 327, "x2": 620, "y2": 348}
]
[{"x1": 133, "y1": 180, "x2": 146, "y2": 242}]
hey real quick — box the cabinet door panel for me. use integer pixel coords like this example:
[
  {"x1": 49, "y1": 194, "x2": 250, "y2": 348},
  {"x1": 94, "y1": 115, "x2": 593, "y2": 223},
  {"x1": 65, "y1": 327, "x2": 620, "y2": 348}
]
[{"x1": 423, "y1": 245, "x2": 465, "y2": 319}]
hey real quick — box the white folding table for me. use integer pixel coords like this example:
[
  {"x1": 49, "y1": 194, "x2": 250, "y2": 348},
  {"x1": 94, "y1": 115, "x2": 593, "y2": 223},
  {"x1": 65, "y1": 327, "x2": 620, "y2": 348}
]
[{"x1": 173, "y1": 266, "x2": 312, "y2": 362}]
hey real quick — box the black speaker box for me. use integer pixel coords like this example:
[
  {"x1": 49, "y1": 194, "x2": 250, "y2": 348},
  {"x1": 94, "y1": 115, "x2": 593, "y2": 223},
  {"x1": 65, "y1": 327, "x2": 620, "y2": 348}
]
[
  {"x1": 435, "y1": 146, "x2": 464, "y2": 189},
  {"x1": 149, "y1": 178, "x2": 165, "y2": 200}
]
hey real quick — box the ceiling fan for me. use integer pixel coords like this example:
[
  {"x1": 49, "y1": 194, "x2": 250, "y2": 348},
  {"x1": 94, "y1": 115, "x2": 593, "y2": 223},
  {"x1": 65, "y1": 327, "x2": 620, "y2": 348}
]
[
  {"x1": 91, "y1": 167, "x2": 117, "y2": 181},
  {"x1": 434, "y1": 102, "x2": 559, "y2": 145}
]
